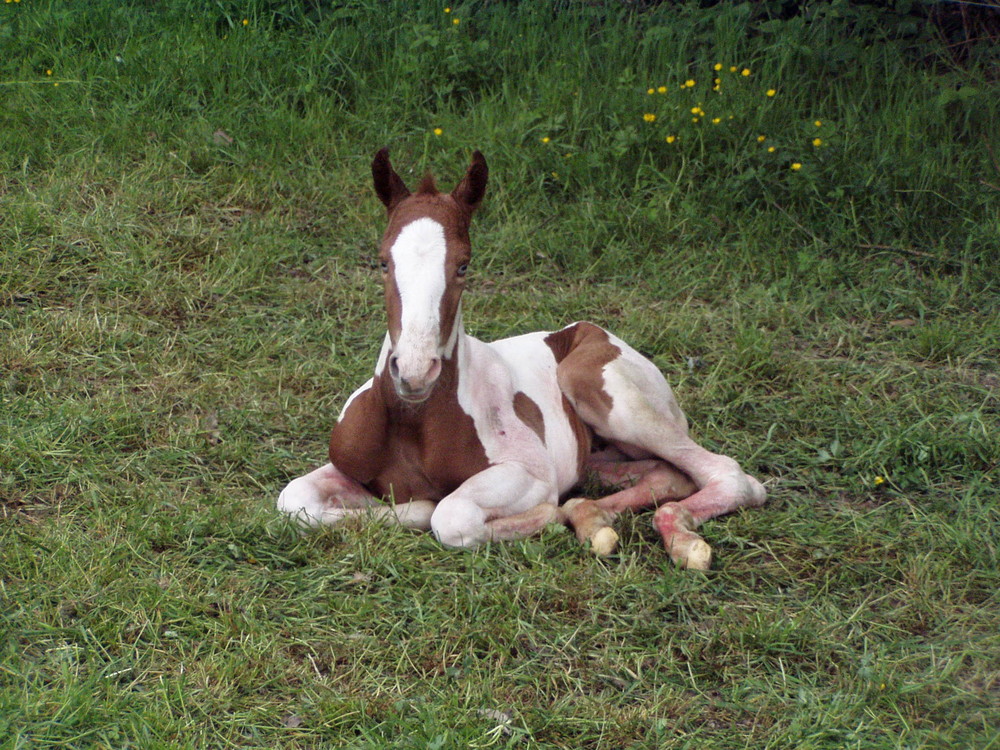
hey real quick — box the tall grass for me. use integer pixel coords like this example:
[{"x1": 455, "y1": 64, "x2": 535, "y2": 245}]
[{"x1": 2, "y1": 1, "x2": 998, "y2": 748}]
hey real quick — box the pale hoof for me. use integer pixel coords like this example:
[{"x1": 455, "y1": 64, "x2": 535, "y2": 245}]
[
  {"x1": 671, "y1": 537, "x2": 712, "y2": 570},
  {"x1": 589, "y1": 526, "x2": 619, "y2": 557},
  {"x1": 562, "y1": 498, "x2": 619, "y2": 556}
]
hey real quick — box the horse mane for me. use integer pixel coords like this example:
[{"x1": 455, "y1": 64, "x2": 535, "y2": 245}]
[{"x1": 416, "y1": 172, "x2": 438, "y2": 195}]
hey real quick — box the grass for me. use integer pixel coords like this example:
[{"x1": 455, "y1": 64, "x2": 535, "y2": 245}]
[{"x1": 1, "y1": 0, "x2": 999, "y2": 747}]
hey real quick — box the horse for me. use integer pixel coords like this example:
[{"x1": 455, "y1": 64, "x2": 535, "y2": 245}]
[{"x1": 277, "y1": 149, "x2": 766, "y2": 569}]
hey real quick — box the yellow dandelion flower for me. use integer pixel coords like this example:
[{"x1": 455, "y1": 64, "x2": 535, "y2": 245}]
[
  {"x1": 874, "y1": 476, "x2": 885, "y2": 486},
  {"x1": 665, "y1": 135, "x2": 677, "y2": 144},
  {"x1": 757, "y1": 135, "x2": 766, "y2": 142},
  {"x1": 684, "y1": 79, "x2": 695, "y2": 88},
  {"x1": 767, "y1": 146, "x2": 775, "y2": 153},
  {"x1": 692, "y1": 117, "x2": 699, "y2": 123},
  {"x1": 444, "y1": 6, "x2": 451, "y2": 11},
  {"x1": 791, "y1": 163, "x2": 802, "y2": 170},
  {"x1": 729, "y1": 66, "x2": 737, "y2": 72},
  {"x1": 453, "y1": 17, "x2": 460, "y2": 25},
  {"x1": 53, "y1": 82, "x2": 59, "y2": 86},
  {"x1": 657, "y1": 85, "x2": 667, "y2": 94},
  {"x1": 713, "y1": 63, "x2": 723, "y2": 71},
  {"x1": 46, "y1": 70, "x2": 53, "y2": 76},
  {"x1": 815, "y1": 120, "x2": 822, "y2": 127},
  {"x1": 643, "y1": 113, "x2": 656, "y2": 123},
  {"x1": 647, "y1": 88, "x2": 655, "y2": 95},
  {"x1": 541, "y1": 137, "x2": 550, "y2": 144},
  {"x1": 712, "y1": 85, "x2": 720, "y2": 92},
  {"x1": 813, "y1": 138, "x2": 823, "y2": 147},
  {"x1": 741, "y1": 68, "x2": 751, "y2": 76},
  {"x1": 712, "y1": 117, "x2": 721, "y2": 124},
  {"x1": 433, "y1": 127, "x2": 443, "y2": 136},
  {"x1": 766, "y1": 88, "x2": 776, "y2": 97},
  {"x1": 242, "y1": 18, "x2": 249, "y2": 25}
]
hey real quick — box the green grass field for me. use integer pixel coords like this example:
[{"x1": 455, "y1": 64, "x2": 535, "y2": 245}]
[{"x1": 2, "y1": 1, "x2": 998, "y2": 747}]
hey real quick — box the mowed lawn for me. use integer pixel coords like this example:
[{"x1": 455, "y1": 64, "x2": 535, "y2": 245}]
[{"x1": 1, "y1": 2, "x2": 998, "y2": 748}]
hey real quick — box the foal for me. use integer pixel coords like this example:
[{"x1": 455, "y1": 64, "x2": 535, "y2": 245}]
[{"x1": 277, "y1": 149, "x2": 766, "y2": 569}]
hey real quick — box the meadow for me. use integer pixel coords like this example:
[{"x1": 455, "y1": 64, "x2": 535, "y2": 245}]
[{"x1": 1, "y1": 1, "x2": 998, "y2": 747}]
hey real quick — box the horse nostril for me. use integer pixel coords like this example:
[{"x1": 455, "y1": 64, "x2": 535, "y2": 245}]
[{"x1": 389, "y1": 355, "x2": 400, "y2": 378}]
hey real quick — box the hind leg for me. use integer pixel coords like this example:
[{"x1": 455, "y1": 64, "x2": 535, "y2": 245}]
[{"x1": 557, "y1": 325, "x2": 765, "y2": 569}]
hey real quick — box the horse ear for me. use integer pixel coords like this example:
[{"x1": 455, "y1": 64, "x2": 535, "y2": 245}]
[
  {"x1": 372, "y1": 148, "x2": 410, "y2": 211},
  {"x1": 451, "y1": 150, "x2": 488, "y2": 213}
]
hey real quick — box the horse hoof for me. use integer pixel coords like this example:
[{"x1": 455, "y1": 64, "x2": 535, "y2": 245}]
[
  {"x1": 673, "y1": 537, "x2": 712, "y2": 570},
  {"x1": 589, "y1": 526, "x2": 619, "y2": 557}
]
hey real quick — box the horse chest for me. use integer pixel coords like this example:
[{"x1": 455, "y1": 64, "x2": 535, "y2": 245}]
[{"x1": 366, "y1": 417, "x2": 489, "y2": 501}]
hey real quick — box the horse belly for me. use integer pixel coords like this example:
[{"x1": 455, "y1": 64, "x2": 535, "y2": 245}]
[{"x1": 487, "y1": 332, "x2": 588, "y2": 496}]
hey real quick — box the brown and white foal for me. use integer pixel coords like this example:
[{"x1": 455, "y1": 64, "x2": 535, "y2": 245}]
[{"x1": 277, "y1": 149, "x2": 766, "y2": 569}]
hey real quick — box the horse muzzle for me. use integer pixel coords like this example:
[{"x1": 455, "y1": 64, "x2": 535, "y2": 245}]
[{"x1": 389, "y1": 353, "x2": 442, "y2": 403}]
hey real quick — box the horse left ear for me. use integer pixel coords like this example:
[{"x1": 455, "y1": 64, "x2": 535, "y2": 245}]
[
  {"x1": 451, "y1": 150, "x2": 488, "y2": 213},
  {"x1": 372, "y1": 148, "x2": 411, "y2": 211}
]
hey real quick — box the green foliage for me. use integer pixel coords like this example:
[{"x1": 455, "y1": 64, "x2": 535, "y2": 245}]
[{"x1": 2, "y1": 1, "x2": 998, "y2": 748}]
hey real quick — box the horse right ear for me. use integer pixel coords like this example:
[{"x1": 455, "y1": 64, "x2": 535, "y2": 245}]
[{"x1": 372, "y1": 148, "x2": 410, "y2": 211}]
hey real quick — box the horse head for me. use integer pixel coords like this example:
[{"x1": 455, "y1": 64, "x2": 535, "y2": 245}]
[{"x1": 371, "y1": 148, "x2": 488, "y2": 402}]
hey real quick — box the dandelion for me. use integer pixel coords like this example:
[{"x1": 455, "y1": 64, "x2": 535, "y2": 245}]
[
  {"x1": 690, "y1": 106, "x2": 703, "y2": 116},
  {"x1": 647, "y1": 88, "x2": 655, "y2": 95},
  {"x1": 813, "y1": 138, "x2": 823, "y2": 147},
  {"x1": 713, "y1": 63, "x2": 723, "y2": 71},
  {"x1": 684, "y1": 79, "x2": 695, "y2": 88},
  {"x1": 453, "y1": 17, "x2": 460, "y2": 25},
  {"x1": 433, "y1": 127, "x2": 443, "y2": 136},
  {"x1": 874, "y1": 476, "x2": 886, "y2": 486},
  {"x1": 767, "y1": 146, "x2": 775, "y2": 153},
  {"x1": 46, "y1": 70, "x2": 53, "y2": 76},
  {"x1": 815, "y1": 120, "x2": 822, "y2": 127},
  {"x1": 657, "y1": 85, "x2": 667, "y2": 94},
  {"x1": 729, "y1": 66, "x2": 737, "y2": 73},
  {"x1": 444, "y1": 6, "x2": 451, "y2": 11},
  {"x1": 711, "y1": 117, "x2": 721, "y2": 124},
  {"x1": 665, "y1": 135, "x2": 677, "y2": 144},
  {"x1": 242, "y1": 18, "x2": 249, "y2": 26},
  {"x1": 643, "y1": 113, "x2": 656, "y2": 123},
  {"x1": 692, "y1": 117, "x2": 699, "y2": 123},
  {"x1": 791, "y1": 163, "x2": 802, "y2": 170},
  {"x1": 541, "y1": 136, "x2": 550, "y2": 144},
  {"x1": 766, "y1": 88, "x2": 776, "y2": 97},
  {"x1": 741, "y1": 68, "x2": 751, "y2": 76},
  {"x1": 757, "y1": 135, "x2": 766, "y2": 142}
]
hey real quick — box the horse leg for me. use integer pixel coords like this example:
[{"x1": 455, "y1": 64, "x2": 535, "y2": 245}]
[
  {"x1": 557, "y1": 330, "x2": 766, "y2": 569},
  {"x1": 430, "y1": 462, "x2": 558, "y2": 548},
  {"x1": 277, "y1": 463, "x2": 436, "y2": 530},
  {"x1": 560, "y1": 453, "x2": 699, "y2": 556}
]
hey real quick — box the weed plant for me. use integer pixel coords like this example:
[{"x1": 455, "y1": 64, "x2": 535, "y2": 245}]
[{"x1": 1, "y1": 1, "x2": 998, "y2": 748}]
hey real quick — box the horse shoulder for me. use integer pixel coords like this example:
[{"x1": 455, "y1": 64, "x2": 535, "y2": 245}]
[{"x1": 328, "y1": 378, "x2": 389, "y2": 485}]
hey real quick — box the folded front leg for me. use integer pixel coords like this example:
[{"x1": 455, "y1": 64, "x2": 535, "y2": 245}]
[
  {"x1": 277, "y1": 463, "x2": 435, "y2": 531},
  {"x1": 430, "y1": 462, "x2": 558, "y2": 548}
]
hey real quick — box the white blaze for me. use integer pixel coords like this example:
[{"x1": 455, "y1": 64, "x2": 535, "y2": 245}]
[{"x1": 390, "y1": 217, "x2": 450, "y2": 384}]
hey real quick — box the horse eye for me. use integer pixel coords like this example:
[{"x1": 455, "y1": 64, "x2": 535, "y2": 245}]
[
  {"x1": 379, "y1": 260, "x2": 389, "y2": 273},
  {"x1": 457, "y1": 263, "x2": 469, "y2": 277}
]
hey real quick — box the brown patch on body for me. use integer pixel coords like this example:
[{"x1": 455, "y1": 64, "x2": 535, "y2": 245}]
[
  {"x1": 544, "y1": 322, "x2": 621, "y2": 425},
  {"x1": 329, "y1": 362, "x2": 490, "y2": 503},
  {"x1": 512, "y1": 391, "x2": 545, "y2": 443}
]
